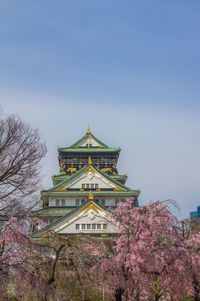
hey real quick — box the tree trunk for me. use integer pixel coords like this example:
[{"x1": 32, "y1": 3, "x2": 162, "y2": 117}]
[
  {"x1": 154, "y1": 295, "x2": 161, "y2": 301},
  {"x1": 115, "y1": 288, "x2": 123, "y2": 301},
  {"x1": 194, "y1": 295, "x2": 200, "y2": 301}
]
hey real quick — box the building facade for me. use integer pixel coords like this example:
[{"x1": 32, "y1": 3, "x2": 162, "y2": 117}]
[
  {"x1": 190, "y1": 206, "x2": 200, "y2": 227},
  {"x1": 33, "y1": 127, "x2": 140, "y2": 236}
]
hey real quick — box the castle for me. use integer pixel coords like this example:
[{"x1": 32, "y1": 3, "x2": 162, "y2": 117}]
[{"x1": 33, "y1": 127, "x2": 140, "y2": 237}]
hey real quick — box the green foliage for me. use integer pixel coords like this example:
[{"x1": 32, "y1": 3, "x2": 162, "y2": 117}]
[{"x1": 180, "y1": 297, "x2": 195, "y2": 301}]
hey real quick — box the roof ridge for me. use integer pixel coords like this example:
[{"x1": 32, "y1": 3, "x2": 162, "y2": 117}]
[
  {"x1": 60, "y1": 131, "x2": 110, "y2": 149},
  {"x1": 44, "y1": 165, "x2": 88, "y2": 192},
  {"x1": 94, "y1": 166, "x2": 131, "y2": 191}
]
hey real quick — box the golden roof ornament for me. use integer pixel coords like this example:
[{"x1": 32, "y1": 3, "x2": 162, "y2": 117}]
[
  {"x1": 88, "y1": 155, "x2": 92, "y2": 165},
  {"x1": 87, "y1": 125, "x2": 91, "y2": 134},
  {"x1": 88, "y1": 190, "x2": 94, "y2": 200}
]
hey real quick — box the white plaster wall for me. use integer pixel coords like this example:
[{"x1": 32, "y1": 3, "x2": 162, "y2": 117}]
[
  {"x1": 70, "y1": 176, "x2": 111, "y2": 189},
  {"x1": 79, "y1": 138, "x2": 100, "y2": 147},
  {"x1": 68, "y1": 171, "x2": 115, "y2": 189},
  {"x1": 64, "y1": 168, "x2": 120, "y2": 190},
  {"x1": 49, "y1": 198, "x2": 86, "y2": 207},
  {"x1": 49, "y1": 197, "x2": 123, "y2": 207},
  {"x1": 58, "y1": 213, "x2": 119, "y2": 234},
  {"x1": 105, "y1": 198, "x2": 116, "y2": 206}
]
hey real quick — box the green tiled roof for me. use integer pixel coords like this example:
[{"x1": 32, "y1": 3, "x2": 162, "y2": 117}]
[
  {"x1": 54, "y1": 174, "x2": 69, "y2": 178},
  {"x1": 95, "y1": 166, "x2": 131, "y2": 190},
  {"x1": 32, "y1": 208, "x2": 74, "y2": 216},
  {"x1": 59, "y1": 148, "x2": 120, "y2": 152},
  {"x1": 59, "y1": 131, "x2": 120, "y2": 152},
  {"x1": 112, "y1": 174, "x2": 127, "y2": 180},
  {"x1": 53, "y1": 173, "x2": 126, "y2": 183},
  {"x1": 43, "y1": 164, "x2": 136, "y2": 193},
  {"x1": 39, "y1": 199, "x2": 43, "y2": 209},
  {"x1": 42, "y1": 190, "x2": 140, "y2": 196},
  {"x1": 70, "y1": 132, "x2": 108, "y2": 148},
  {"x1": 45, "y1": 165, "x2": 87, "y2": 192}
]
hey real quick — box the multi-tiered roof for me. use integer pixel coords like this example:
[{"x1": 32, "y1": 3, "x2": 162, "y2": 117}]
[{"x1": 33, "y1": 127, "x2": 140, "y2": 237}]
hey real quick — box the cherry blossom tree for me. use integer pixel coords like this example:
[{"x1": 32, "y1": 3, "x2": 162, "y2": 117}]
[
  {"x1": 0, "y1": 216, "x2": 51, "y2": 300},
  {"x1": 88, "y1": 200, "x2": 200, "y2": 301}
]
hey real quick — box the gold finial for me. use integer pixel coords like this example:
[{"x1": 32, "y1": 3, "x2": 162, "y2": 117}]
[
  {"x1": 88, "y1": 155, "x2": 92, "y2": 165},
  {"x1": 52, "y1": 174, "x2": 55, "y2": 178},
  {"x1": 88, "y1": 190, "x2": 94, "y2": 200},
  {"x1": 41, "y1": 189, "x2": 43, "y2": 192},
  {"x1": 87, "y1": 125, "x2": 91, "y2": 134}
]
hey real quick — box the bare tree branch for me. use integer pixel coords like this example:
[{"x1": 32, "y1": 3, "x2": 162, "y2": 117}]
[{"x1": 0, "y1": 112, "x2": 46, "y2": 223}]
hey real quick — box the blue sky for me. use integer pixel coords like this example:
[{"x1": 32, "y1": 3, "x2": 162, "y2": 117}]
[{"x1": 1, "y1": 0, "x2": 200, "y2": 219}]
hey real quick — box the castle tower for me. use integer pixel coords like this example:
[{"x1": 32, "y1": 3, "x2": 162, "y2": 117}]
[{"x1": 33, "y1": 128, "x2": 140, "y2": 237}]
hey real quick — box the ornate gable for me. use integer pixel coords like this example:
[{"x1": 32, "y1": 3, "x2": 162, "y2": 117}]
[
  {"x1": 77, "y1": 134, "x2": 103, "y2": 148},
  {"x1": 58, "y1": 165, "x2": 125, "y2": 191},
  {"x1": 49, "y1": 200, "x2": 118, "y2": 234}
]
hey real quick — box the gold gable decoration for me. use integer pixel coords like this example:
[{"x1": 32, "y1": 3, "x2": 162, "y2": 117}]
[
  {"x1": 88, "y1": 156, "x2": 92, "y2": 165},
  {"x1": 113, "y1": 186, "x2": 123, "y2": 191},
  {"x1": 67, "y1": 167, "x2": 77, "y2": 173},
  {"x1": 86, "y1": 134, "x2": 92, "y2": 141},
  {"x1": 84, "y1": 166, "x2": 95, "y2": 175},
  {"x1": 102, "y1": 167, "x2": 113, "y2": 173},
  {"x1": 67, "y1": 162, "x2": 77, "y2": 174},
  {"x1": 83, "y1": 203, "x2": 100, "y2": 214},
  {"x1": 88, "y1": 190, "x2": 94, "y2": 200},
  {"x1": 61, "y1": 161, "x2": 66, "y2": 169},
  {"x1": 87, "y1": 125, "x2": 91, "y2": 134},
  {"x1": 56, "y1": 187, "x2": 67, "y2": 191}
]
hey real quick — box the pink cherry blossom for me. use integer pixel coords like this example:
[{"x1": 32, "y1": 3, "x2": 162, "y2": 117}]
[{"x1": 89, "y1": 200, "x2": 200, "y2": 301}]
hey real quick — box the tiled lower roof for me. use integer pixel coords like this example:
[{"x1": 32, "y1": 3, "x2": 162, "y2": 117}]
[
  {"x1": 59, "y1": 148, "x2": 120, "y2": 152},
  {"x1": 42, "y1": 190, "x2": 139, "y2": 196},
  {"x1": 32, "y1": 208, "x2": 74, "y2": 216}
]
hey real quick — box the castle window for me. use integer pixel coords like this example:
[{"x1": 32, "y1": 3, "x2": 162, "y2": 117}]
[
  {"x1": 76, "y1": 224, "x2": 80, "y2": 230},
  {"x1": 101, "y1": 199, "x2": 105, "y2": 206},
  {"x1": 95, "y1": 199, "x2": 99, "y2": 204},
  {"x1": 103, "y1": 224, "x2": 107, "y2": 230},
  {"x1": 92, "y1": 224, "x2": 96, "y2": 229},
  {"x1": 115, "y1": 199, "x2": 120, "y2": 206},
  {"x1": 91, "y1": 184, "x2": 94, "y2": 189},
  {"x1": 49, "y1": 200, "x2": 54, "y2": 207},
  {"x1": 46, "y1": 218, "x2": 53, "y2": 225},
  {"x1": 75, "y1": 199, "x2": 80, "y2": 206},
  {"x1": 86, "y1": 184, "x2": 89, "y2": 189},
  {"x1": 95, "y1": 184, "x2": 99, "y2": 189},
  {"x1": 61, "y1": 199, "x2": 65, "y2": 206},
  {"x1": 97, "y1": 224, "x2": 101, "y2": 229},
  {"x1": 81, "y1": 199, "x2": 85, "y2": 204},
  {"x1": 82, "y1": 184, "x2": 85, "y2": 189},
  {"x1": 87, "y1": 224, "x2": 91, "y2": 230},
  {"x1": 82, "y1": 224, "x2": 86, "y2": 230},
  {"x1": 56, "y1": 199, "x2": 60, "y2": 206}
]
